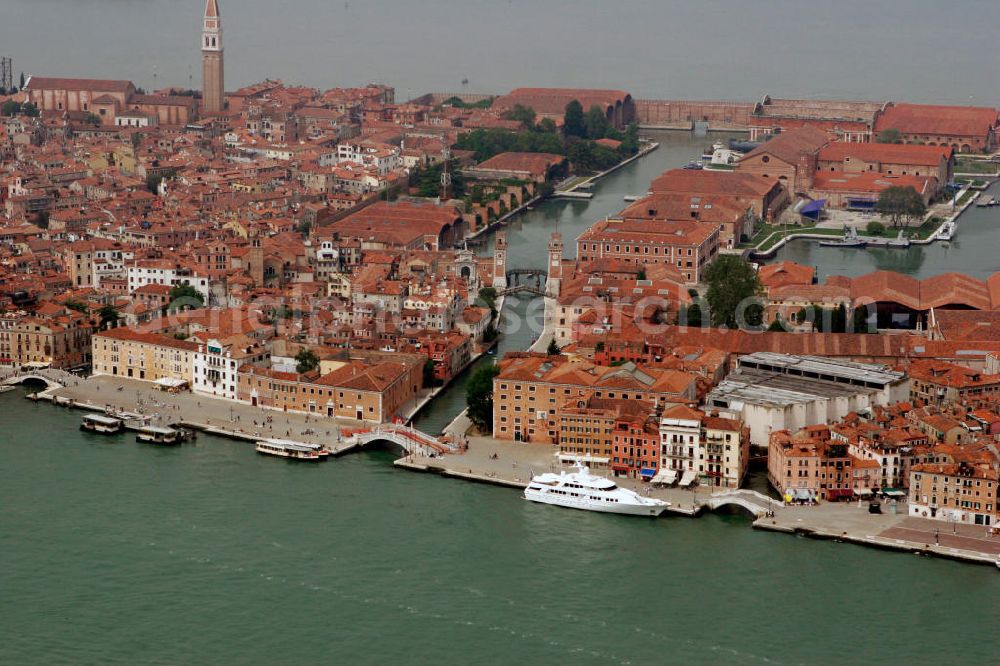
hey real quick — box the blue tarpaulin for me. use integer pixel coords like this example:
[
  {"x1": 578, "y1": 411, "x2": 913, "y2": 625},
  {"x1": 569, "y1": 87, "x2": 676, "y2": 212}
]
[
  {"x1": 799, "y1": 199, "x2": 827, "y2": 218},
  {"x1": 640, "y1": 468, "x2": 656, "y2": 477}
]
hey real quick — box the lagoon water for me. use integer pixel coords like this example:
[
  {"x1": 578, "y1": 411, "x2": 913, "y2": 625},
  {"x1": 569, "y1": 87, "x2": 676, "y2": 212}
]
[
  {"x1": 5, "y1": 0, "x2": 998, "y2": 106},
  {"x1": 2, "y1": 387, "x2": 1000, "y2": 665}
]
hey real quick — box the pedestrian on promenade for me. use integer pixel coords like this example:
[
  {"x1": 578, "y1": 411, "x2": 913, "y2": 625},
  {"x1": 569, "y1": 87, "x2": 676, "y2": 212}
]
[{"x1": 934, "y1": 529, "x2": 939, "y2": 545}]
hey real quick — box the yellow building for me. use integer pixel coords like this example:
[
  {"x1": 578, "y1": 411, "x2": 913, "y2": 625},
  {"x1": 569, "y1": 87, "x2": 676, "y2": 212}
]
[{"x1": 92, "y1": 327, "x2": 198, "y2": 383}]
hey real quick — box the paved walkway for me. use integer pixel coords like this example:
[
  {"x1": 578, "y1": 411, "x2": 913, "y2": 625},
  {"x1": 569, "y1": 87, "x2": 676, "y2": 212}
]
[
  {"x1": 880, "y1": 517, "x2": 1000, "y2": 556},
  {"x1": 46, "y1": 375, "x2": 352, "y2": 450}
]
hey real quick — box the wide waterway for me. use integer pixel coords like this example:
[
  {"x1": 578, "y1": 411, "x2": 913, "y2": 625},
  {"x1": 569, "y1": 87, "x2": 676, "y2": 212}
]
[{"x1": 2, "y1": 386, "x2": 1000, "y2": 665}]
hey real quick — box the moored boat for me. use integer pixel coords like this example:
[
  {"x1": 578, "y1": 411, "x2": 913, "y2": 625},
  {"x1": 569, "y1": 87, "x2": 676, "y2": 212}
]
[
  {"x1": 524, "y1": 463, "x2": 669, "y2": 517},
  {"x1": 81, "y1": 413, "x2": 124, "y2": 435},
  {"x1": 136, "y1": 425, "x2": 182, "y2": 445},
  {"x1": 935, "y1": 221, "x2": 956, "y2": 241},
  {"x1": 819, "y1": 226, "x2": 866, "y2": 248},
  {"x1": 255, "y1": 438, "x2": 328, "y2": 461}
]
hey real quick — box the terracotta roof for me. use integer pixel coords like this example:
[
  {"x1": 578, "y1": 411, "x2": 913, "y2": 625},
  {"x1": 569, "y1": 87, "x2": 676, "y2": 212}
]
[
  {"x1": 472, "y1": 152, "x2": 565, "y2": 177},
  {"x1": 650, "y1": 168, "x2": 777, "y2": 197},
  {"x1": 875, "y1": 103, "x2": 999, "y2": 138},
  {"x1": 817, "y1": 141, "x2": 952, "y2": 166},
  {"x1": 95, "y1": 326, "x2": 199, "y2": 351},
  {"x1": 758, "y1": 261, "x2": 815, "y2": 290},
  {"x1": 743, "y1": 127, "x2": 828, "y2": 164},
  {"x1": 205, "y1": 0, "x2": 220, "y2": 19},
  {"x1": 26, "y1": 77, "x2": 133, "y2": 94}
]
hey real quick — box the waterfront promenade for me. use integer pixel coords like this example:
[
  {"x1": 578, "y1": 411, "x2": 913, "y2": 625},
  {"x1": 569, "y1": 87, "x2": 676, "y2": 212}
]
[
  {"x1": 11, "y1": 370, "x2": 1000, "y2": 567},
  {"x1": 32, "y1": 374, "x2": 354, "y2": 453}
]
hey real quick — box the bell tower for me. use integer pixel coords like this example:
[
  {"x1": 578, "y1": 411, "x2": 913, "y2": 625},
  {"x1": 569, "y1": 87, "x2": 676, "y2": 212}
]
[
  {"x1": 546, "y1": 232, "x2": 563, "y2": 296},
  {"x1": 201, "y1": 0, "x2": 225, "y2": 115},
  {"x1": 492, "y1": 230, "x2": 508, "y2": 289}
]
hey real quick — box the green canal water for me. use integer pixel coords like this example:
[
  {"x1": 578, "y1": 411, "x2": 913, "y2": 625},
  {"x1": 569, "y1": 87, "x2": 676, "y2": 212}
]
[
  {"x1": 5, "y1": 133, "x2": 1000, "y2": 664},
  {"x1": 2, "y1": 388, "x2": 999, "y2": 665}
]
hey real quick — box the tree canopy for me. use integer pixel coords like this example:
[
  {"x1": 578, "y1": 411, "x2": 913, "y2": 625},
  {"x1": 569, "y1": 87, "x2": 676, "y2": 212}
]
[
  {"x1": 703, "y1": 256, "x2": 763, "y2": 328},
  {"x1": 168, "y1": 283, "x2": 205, "y2": 309},
  {"x1": 877, "y1": 128, "x2": 903, "y2": 144},
  {"x1": 466, "y1": 363, "x2": 500, "y2": 433},
  {"x1": 584, "y1": 105, "x2": 611, "y2": 140},
  {"x1": 876, "y1": 186, "x2": 926, "y2": 228},
  {"x1": 98, "y1": 304, "x2": 120, "y2": 329},
  {"x1": 546, "y1": 338, "x2": 561, "y2": 355},
  {"x1": 563, "y1": 100, "x2": 586, "y2": 138},
  {"x1": 504, "y1": 104, "x2": 537, "y2": 130},
  {"x1": 412, "y1": 158, "x2": 465, "y2": 198},
  {"x1": 295, "y1": 348, "x2": 320, "y2": 375}
]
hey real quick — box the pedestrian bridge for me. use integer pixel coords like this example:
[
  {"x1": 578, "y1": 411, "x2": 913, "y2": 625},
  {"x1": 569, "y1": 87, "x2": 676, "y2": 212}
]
[
  {"x1": 343, "y1": 424, "x2": 458, "y2": 456},
  {"x1": 1, "y1": 373, "x2": 63, "y2": 392},
  {"x1": 704, "y1": 489, "x2": 777, "y2": 518}
]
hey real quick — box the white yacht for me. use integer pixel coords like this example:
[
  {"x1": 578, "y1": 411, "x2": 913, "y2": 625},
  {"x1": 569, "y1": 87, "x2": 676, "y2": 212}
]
[{"x1": 524, "y1": 463, "x2": 669, "y2": 517}]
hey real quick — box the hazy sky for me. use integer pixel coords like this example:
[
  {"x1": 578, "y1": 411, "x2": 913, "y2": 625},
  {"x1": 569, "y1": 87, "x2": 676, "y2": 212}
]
[{"x1": 6, "y1": 0, "x2": 998, "y2": 105}]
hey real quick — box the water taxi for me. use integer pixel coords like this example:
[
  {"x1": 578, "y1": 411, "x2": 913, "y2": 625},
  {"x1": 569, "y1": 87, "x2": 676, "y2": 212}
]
[
  {"x1": 136, "y1": 425, "x2": 182, "y2": 445},
  {"x1": 524, "y1": 463, "x2": 669, "y2": 517},
  {"x1": 81, "y1": 413, "x2": 124, "y2": 435},
  {"x1": 255, "y1": 438, "x2": 328, "y2": 461}
]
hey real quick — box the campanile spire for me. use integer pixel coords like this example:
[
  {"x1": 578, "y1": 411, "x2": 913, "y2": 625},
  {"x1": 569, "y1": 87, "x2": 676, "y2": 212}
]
[{"x1": 201, "y1": 0, "x2": 224, "y2": 114}]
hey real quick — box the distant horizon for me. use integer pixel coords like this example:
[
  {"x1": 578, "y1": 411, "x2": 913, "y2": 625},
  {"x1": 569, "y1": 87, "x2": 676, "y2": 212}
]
[{"x1": 6, "y1": 0, "x2": 998, "y2": 107}]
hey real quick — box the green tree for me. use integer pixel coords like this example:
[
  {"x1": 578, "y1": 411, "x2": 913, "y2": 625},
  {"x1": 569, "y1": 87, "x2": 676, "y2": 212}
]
[
  {"x1": 703, "y1": 255, "x2": 763, "y2": 328},
  {"x1": 422, "y1": 358, "x2": 440, "y2": 388},
  {"x1": 2, "y1": 100, "x2": 21, "y2": 116},
  {"x1": 64, "y1": 299, "x2": 89, "y2": 313},
  {"x1": 619, "y1": 122, "x2": 640, "y2": 155},
  {"x1": 546, "y1": 338, "x2": 561, "y2": 356},
  {"x1": 877, "y1": 128, "x2": 903, "y2": 144},
  {"x1": 98, "y1": 305, "x2": 119, "y2": 329},
  {"x1": 21, "y1": 102, "x2": 39, "y2": 117},
  {"x1": 35, "y1": 211, "x2": 49, "y2": 229},
  {"x1": 584, "y1": 105, "x2": 611, "y2": 140},
  {"x1": 505, "y1": 104, "x2": 537, "y2": 130},
  {"x1": 168, "y1": 284, "x2": 205, "y2": 309},
  {"x1": 84, "y1": 113, "x2": 102, "y2": 126},
  {"x1": 563, "y1": 100, "x2": 586, "y2": 138},
  {"x1": 477, "y1": 286, "x2": 498, "y2": 313},
  {"x1": 537, "y1": 117, "x2": 557, "y2": 134},
  {"x1": 876, "y1": 185, "x2": 926, "y2": 229},
  {"x1": 678, "y1": 302, "x2": 702, "y2": 327},
  {"x1": 19, "y1": 72, "x2": 25, "y2": 90},
  {"x1": 866, "y1": 221, "x2": 887, "y2": 236},
  {"x1": 466, "y1": 363, "x2": 500, "y2": 432},
  {"x1": 295, "y1": 348, "x2": 320, "y2": 375}
]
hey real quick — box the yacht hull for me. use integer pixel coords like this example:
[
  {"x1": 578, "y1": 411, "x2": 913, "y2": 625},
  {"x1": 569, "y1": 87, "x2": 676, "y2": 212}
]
[{"x1": 524, "y1": 489, "x2": 667, "y2": 517}]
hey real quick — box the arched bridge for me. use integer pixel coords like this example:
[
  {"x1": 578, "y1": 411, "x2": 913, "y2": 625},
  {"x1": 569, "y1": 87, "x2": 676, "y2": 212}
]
[
  {"x1": 343, "y1": 424, "x2": 458, "y2": 456},
  {"x1": 704, "y1": 489, "x2": 777, "y2": 518},
  {"x1": 2, "y1": 373, "x2": 64, "y2": 392}
]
